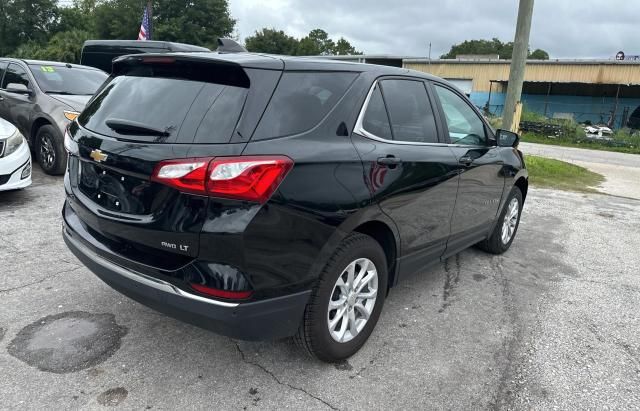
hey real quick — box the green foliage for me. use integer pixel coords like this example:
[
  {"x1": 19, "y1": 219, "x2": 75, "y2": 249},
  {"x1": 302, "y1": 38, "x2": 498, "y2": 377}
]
[
  {"x1": 0, "y1": 0, "x2": 59, "y2": 55},
  {"x1": 245, "y1": 27, "x2": 362, "y2": 56},
  {"x1": 245, "y1": 28, "x2": 298, "y2": 55},
  {"x1": 93, "y1": 0, "x2": 142, "y2": 40},
  {"x1": 1, "y1": 0, "x2": 235, "y2": 64},
  {"x1": 441, "y1": 37, "x2": 549, "y2": 60},
  {"x1": 297, "y1": 29, "x2": 334, "y2": 55},
  {"x1": 12, "y1": 29, "x2": 92, "y2": 62},
  {"x1": 153, "y1": 0, "x2": 235, "y2": 49},
  {"x1": 529, "y1": 48, "x2": 549, "y2": 60},
  {"x1": 333, "y1": 37, "x2": 363, "y2": 56}
]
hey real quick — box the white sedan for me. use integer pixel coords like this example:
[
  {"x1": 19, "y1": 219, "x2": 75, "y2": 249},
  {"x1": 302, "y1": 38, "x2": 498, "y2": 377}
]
[{"x1": 0, "y1": 117, "x2": 31, "y2": 191}]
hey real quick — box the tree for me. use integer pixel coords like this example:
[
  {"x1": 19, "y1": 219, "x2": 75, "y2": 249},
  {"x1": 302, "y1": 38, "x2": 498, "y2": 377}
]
[
  {"x1": 441, "y1": 37, "x2": 548, "y2": 60},
  {"x1": 1, "y1": 0, "x2": 59, "y2": 56},
  {"x1": 529, "y1": 48, "x2": 549, "y2": 60},
  {"x1": 94, "y1": 0, "x2": 146, "y2": 40},
  {"x1": 333, "y1": 37, "x2": 362, "y2": 55},
  {"x1": 245, "y1": 28, "x2": 299, "y2": 55},
  {"x1": 2, "y1": 0, "x2": 238, "y2": 60},
  {"x1": 154, "y1": 0, "x2": 235, "y2": 49},
  {"x1": 297, "y1": 29, "x2": 335, "y2": 56},
  {"x1": 244, "y1": 27, "x2": 362, "y2": 56},
  {"x1": 11, "y1": 0, "x2": 59, "y2": 44}
]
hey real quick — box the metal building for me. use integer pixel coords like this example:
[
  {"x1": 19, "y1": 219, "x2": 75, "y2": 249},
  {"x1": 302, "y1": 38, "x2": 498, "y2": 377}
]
[{"x1": 323, "y1": 55, "x2": 640, "y2": 128}]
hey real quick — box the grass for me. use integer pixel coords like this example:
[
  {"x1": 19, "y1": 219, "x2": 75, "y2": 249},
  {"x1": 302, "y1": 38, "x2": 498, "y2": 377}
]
[
  {"x1": 525, "y1": 155, "x2": 604, "y2": 193},
  {"x1": 521, "y1": 132, "x2": 640, "y2": 155}
]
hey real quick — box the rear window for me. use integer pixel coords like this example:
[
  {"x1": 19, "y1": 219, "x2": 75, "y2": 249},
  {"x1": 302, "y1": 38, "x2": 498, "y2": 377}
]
[
  {"x1": 78, "y1": 67, "x2": 248, "y2": 144},
  {"x1": 252, "y1": 71, "x2": 358, "y2": 140}
]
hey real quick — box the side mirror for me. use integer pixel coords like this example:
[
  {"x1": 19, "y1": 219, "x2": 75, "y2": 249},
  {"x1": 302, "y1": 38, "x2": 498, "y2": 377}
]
[
  {"x1": 5, "y1": 83, "x2": 32, "y2": 95},
  {"x1": 496, "y1": 129, "x2": 519, "y2": 148}
]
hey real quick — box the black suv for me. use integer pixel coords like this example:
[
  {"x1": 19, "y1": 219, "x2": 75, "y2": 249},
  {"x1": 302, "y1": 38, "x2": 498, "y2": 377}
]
[{"x1": 63, "y1": 52, "x2": 527, "y2": 362}]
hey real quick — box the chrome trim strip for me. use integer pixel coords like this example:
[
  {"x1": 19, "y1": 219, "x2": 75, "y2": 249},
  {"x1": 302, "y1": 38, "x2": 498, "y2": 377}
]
[
  {"x1": 65, "y1": 229, "x2": 240, "y2": 308},
  {"x1": 353, "y1": 79, "x2": 489, "y2": 149}
]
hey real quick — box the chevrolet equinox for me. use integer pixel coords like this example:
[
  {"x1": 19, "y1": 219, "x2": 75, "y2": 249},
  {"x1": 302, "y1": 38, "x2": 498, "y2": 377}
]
[{"x1": 62, "y1": 52, "x2": 528, "y2": 362}]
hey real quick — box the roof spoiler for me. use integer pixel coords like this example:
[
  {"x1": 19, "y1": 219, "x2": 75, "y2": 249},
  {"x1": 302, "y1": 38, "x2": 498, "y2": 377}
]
[{"x1": 216, "y1": 38, "x2": 247, "y2": 54}]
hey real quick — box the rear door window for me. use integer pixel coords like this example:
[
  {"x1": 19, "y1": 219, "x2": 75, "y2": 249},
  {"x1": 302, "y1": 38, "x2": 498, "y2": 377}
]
[
  {"x1": 253, "y1": 71, "x2": 358, "y2": 140},
  {"x1": 379, "y1": 79, "x2": 439, "y2": 143},
  {"x1": 79, "y1": 73, "x2": 248, "y2": 144}
]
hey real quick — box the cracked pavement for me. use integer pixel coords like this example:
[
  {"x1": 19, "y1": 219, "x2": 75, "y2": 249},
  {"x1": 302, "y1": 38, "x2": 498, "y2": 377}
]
[{"x1": 0, "y1": 165, "x2": 639, "y2": 409}]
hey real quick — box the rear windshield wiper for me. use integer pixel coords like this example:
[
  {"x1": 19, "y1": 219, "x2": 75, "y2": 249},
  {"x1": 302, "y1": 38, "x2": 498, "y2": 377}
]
[{"x1": 105, "y1": 118, "x2": 172, "y2": 137}]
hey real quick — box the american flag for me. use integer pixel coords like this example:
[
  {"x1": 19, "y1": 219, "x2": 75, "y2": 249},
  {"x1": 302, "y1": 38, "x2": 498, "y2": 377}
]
[{"x1": 137, "y1": 5, "x2": 151, "y2": 41}]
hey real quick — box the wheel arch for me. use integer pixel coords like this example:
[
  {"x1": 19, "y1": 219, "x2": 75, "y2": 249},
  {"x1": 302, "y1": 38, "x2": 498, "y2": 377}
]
[
  {"x1": 514, "y1": 175, "x2": 528, "y2": 201},
  {"x1": 306, "y1": 207, "x2": 401, "y2": 292},
  {"x1": 30, "y1": 116, "x2": 54, "y2": 147},
  {"x1": 353, "y1": 220, "x2": 398, "y2": 289}
]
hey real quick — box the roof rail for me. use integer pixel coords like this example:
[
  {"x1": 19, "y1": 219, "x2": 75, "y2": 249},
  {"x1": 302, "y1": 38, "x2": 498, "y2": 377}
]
[{"x1": 216, "y1": 38, "x2": 247, "y2": 54}]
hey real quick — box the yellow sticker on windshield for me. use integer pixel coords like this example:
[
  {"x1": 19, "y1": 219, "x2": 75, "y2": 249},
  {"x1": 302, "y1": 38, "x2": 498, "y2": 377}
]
[{"x1": 41, "y1": 66, "x2": 55, "y2": 73}]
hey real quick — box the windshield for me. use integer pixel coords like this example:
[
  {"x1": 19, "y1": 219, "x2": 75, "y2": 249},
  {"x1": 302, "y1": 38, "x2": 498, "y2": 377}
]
[{"x1": 29, "y1": 64, "x2": 108, "y2": 95}]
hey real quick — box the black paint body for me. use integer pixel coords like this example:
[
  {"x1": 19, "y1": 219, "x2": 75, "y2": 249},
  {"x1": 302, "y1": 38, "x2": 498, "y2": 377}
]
[{"x1": 62, "y1": 52, "x2": 528, "y2": 339}]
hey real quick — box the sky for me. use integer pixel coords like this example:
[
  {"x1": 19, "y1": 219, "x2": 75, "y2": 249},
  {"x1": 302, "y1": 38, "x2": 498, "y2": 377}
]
[{"x1": 228, "y1": 0, "x2": 638, "y2": 59}]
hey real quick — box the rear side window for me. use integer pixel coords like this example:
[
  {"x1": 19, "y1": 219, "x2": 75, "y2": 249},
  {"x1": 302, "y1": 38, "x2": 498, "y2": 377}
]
[
  {"x1": 79, "y1": 71, "x2": 248, "y2": 144},
  {"x1": 379, "y1": 79, "x2": 438, "y2": 143},
  {"x1": 253, "y1": 71, "x2": 358, "y2": 140},
  {"x1": 362, "y1": 85, "x2": 392, "y2": 140},
  {"x1": 2, "y1": 64, "x2": 31, "y2": 89}
]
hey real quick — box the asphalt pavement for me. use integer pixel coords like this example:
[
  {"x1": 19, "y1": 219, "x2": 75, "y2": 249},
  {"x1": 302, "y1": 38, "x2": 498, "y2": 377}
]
[
  {"x1": 520, "y1": 142, "x2": 640, "y2": 199},
  {"x1": 0, "y1": 165, "x2": 639, "y2": 410}
]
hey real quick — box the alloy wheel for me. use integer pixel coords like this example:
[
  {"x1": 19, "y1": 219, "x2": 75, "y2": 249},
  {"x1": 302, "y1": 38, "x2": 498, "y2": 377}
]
[
  {"x1": 39, "y1": 134, "x2": 56, "y2": 169},
  {"x1": 327, "y1": 258, "x2": 378, "y2": 343},
  {"x1": 501, "y1": 197, "x2": 520, "y2": 244}
]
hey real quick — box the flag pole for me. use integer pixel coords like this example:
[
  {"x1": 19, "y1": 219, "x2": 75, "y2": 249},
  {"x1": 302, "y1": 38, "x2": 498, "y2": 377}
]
[{"x1": 147, "y1": 1, "x2": 153, "y2": 40}]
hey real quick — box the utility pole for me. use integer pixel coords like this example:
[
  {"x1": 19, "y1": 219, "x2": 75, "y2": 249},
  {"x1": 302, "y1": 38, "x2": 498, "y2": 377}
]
[{"x1": 502, "y1": 0, "x2": 535, "y2": 131}]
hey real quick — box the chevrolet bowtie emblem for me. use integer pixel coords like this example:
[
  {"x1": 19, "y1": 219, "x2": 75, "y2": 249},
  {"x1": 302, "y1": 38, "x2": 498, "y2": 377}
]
[{"x1": 90, "y1": 149, "x2": 108, "y2": 163}]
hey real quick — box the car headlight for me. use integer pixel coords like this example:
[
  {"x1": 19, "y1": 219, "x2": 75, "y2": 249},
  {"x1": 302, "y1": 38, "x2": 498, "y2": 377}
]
[
  {"x1": 64, "y1": 111, "x2": 80, "y2": 121},
  {"x1": 3, "y1": 129, "x2": 25, "y2": 157}
]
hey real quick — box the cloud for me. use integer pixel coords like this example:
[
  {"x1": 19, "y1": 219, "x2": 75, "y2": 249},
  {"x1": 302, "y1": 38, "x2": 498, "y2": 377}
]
[{"x1": 229, "y1": 0, "x2": 638, "y2": 59}]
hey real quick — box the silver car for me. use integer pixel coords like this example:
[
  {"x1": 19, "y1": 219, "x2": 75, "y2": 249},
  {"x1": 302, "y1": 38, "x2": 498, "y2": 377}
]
[{"x1": 0, "y1": 59, "x2": 107, "y2": 175}]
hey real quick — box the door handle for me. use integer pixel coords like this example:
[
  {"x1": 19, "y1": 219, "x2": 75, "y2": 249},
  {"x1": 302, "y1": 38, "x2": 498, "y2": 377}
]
[
  {"x1": 377, "y1": 156, "x2": 402, "y2": 166},
  {"x1": 459, "y1": 155, "x2": 474, "y2": 166}
]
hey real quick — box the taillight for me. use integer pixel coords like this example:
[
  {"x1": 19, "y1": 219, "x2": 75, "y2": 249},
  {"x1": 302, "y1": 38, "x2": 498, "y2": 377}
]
[
  {"x1": 151, "y1": 156, "x2": 293, "y2": 203},
  {"x1": 207, "y1": 156, "x2": 293, "y2": 203},
  {"x1": 190, "y1": 283, "x2": 253, "y2": 300},
  {"x1": 151, "y1": 158, "x2": 211, "y2": 195}
]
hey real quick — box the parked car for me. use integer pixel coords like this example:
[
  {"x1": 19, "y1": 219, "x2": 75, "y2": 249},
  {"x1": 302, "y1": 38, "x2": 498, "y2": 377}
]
[
  {"x1": 0, "y1": 117, "x2": 31, "y2": 191},
  {"x1": 0, "y1": 59, "x2": 108, "y2": 175},
  {"x1": 81, "y1": 40, "x2": 210, "y2": 73},
  {"x1": 62, "y1": 52, "x2": 528, "y2": 362}
]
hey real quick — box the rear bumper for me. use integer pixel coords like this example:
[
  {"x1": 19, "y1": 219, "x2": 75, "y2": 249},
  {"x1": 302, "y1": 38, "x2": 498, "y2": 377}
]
[{"x1": 62, "y1": 222, "x2": 310, "y2": 340}]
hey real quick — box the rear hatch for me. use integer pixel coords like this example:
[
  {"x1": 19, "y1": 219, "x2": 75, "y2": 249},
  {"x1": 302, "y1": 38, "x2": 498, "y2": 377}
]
[{"x1": 65, "y1": 54, "x2": 283, "y2": 270}]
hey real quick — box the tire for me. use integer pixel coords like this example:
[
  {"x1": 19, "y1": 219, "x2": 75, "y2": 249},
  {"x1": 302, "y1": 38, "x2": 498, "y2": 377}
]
[
  {"x1": 36, "y1": 125, "x2": 66, "y2": 175},
  {"x1": 478, "y1": 187, "x2": 523, "y2": 254},
  {"x1": 295, "y1": 233, "x2": 388, "y2": 362}
]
